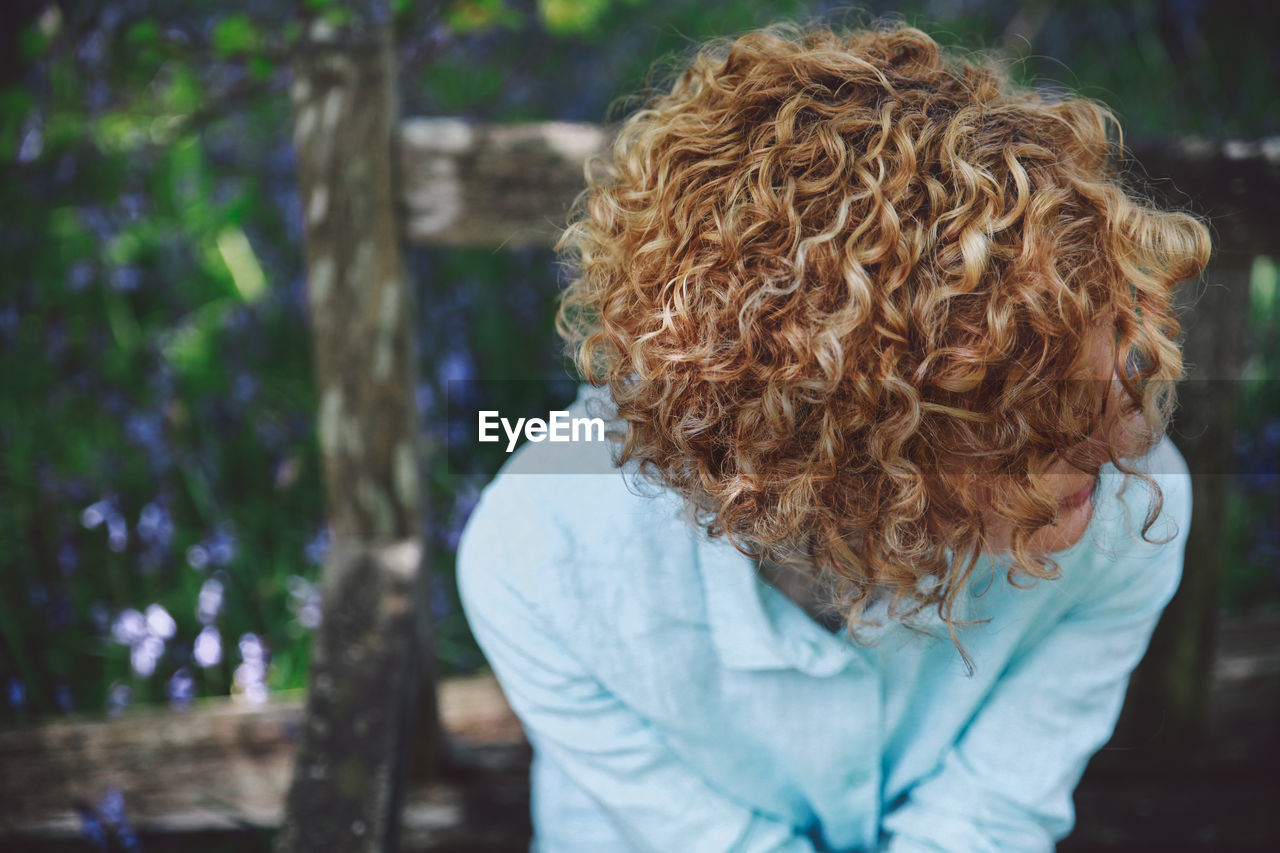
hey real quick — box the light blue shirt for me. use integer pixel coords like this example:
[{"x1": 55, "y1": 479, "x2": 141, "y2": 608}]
[{"x1": 457, "y1": 383, "x2": 1191, "y2": 852}]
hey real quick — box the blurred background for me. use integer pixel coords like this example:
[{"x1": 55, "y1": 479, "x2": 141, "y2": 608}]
[{"x1": 0, "y1": 0, "x2": 1277, "y2": 851}]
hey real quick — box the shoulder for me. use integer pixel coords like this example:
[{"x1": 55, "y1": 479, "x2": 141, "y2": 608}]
[
  {"x1": 1105, "y1": 433, "x2": 1192, "y2": 554},
  {"x1": 1067, "y1": 434, "x2": 1193, "y2": 612},
  {"x1": 456, "y1": 384, "x2": 702, "y2": 636}
]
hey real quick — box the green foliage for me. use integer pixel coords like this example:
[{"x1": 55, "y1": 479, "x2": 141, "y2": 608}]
[
  {"x1": 446, "y1": 0, "x2": 524, "y2": 35},
  {"x1": 538, "y1": 0, "x2": 612, "y2": 36},
  {"x1": 211, "y1": 14, "x2": 263, "y2": 59}
]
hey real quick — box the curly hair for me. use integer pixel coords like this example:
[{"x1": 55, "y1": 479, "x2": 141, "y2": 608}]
[{"x1": 553, "y1": 20, "x2": 1211, "y2": 654}]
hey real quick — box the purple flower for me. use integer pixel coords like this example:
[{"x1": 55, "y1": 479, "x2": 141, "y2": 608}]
[
  {"x1": 194, "y1": 625, "x2": 222, "y2": 668},
  {"x1": 416, "y1": 381, "x2": 436, "y2": 417},
  {"x1": 304, "y1": 526, "x2": 331, "y2": 566},
  {"x1": 55, "y1": 682, "x2": 74, "y2": 714},
  {"x1": 106, "y1": 511, "x2": 128, "y2": 552},
  {"x1": 44, "y1": 588, "x2": 74, "y2": 629},
  {"x1": 233, "y1": 633, "x2": 269, "y2": 705},
  {"x1": 287, "y1": 575, "x2": 322, "y2": 629},
  {"x1": 105, "y1": 682, "x2": 132, "y2": 717},
  {"x1": 68, "y1": 260, "x2": 94, "y2": 292},
  {"x1": 232, "y1": 372, "x2": 258, "y2": 404},
  {"x1": 167, "y1": 667, "x2": 196, "y2": 710},
  {"x1": 438, "y1": 348, "x2": 476, "y2": 387},
  {"x1": 145, "y1": 603, "x2": 176, "y2": 640},
  {"x1": 207, "y1": 527, "x2": 237, "y2": 566},
  {"x1": 57, "y1": 541, "x2": 79, "y2": 575},
  {"x1": 111, "y1": 609, "x2": 148, "y2": 646},
  {"x1": 125, "y1": 411, "x2": 163, "y2": 447},
  {"x1": 197, "y1": 577, "x2": 224, "y2": 625},
  {"x1": 186, "y1": 543, "x2": 210, "y2": 571},
  {"x1": 74, "y1": 800, "x2": 108, "y2": 851},
  {"x1": 109, "y1": 266, "x2": 141, "y2": 293},
  {"x1": 119, "y1": 193, "x2": 145, "y2": 222},
  {"x1": 17, "y1": 120, "x2": 43, "y2": 163},
  {"x1": 97, "y1": 787, "x2": 140, "y2": 851},
  {"x1": 130, "y1": 635, "x2": 164, "y2": 678},
  {"x1": 88, "y1": 601, "x2": 110, "y2": 634},
  {"x1": 81, "y1": 499, "x2": 112, "y2": 529},
  {"x1": 137, "y1": 501, "x2": 174, "y2": 549},
  {"x1": 0, "y1": 304, "x2": 18, "y2": 340},
  {"x1": 6, "y1": 678, "x2": 25, "y2": 713}
]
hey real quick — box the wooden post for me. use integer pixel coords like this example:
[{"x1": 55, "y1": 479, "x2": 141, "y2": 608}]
[{"x1": 277, "y1": 4, "x2": 439, "y2": 852}]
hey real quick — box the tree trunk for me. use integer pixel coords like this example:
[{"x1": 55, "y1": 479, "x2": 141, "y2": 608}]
[{"x1": 276, "y1": 4, "x2": 438, "y2": 852}]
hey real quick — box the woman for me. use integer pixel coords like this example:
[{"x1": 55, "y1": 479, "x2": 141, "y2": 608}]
[{"x1": 458, "y1": 20, "x2": 1210, "y2": 852}]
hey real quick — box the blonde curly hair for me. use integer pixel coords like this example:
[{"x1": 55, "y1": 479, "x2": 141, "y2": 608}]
[{"x1": 553, "y1": 20, "x2": 1210, "y2": 651}]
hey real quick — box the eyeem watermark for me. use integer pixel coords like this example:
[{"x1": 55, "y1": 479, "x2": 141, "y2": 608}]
[{"x1": 479, "y1": 410, "x2": 607, "y2": 453}]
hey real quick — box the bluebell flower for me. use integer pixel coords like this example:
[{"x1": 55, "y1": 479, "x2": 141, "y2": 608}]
[
  {"x1": 111, "y1": 609, "x2": 147, "y2": 646},
  {"x1": 119, "y1": 193, "x2": 145, "y2": 222},
  {"x1": 109, "y1": 266, "x2": 141, "y2": 293},
  {"x1": 81, "y1": 499, "x2": 112, "y2": 529},
  {"x1": 55, "y1": 682, "x2": 74, "y2": 714},
  {"x1": 207, "y1": 527, "x2": 237, "y2": 566},
  {"x1": 232, "y1": 372, "x2": 258, "y2": 404},
  {"x1": 125, "y1": 411, "x2": 163, "y2": 447},
  {"x1": 0, "y1": 304, "x2": 19, "y2": 340},
  {"x1": 106, "y1": 511, "x2": 129, "y2": 553},
  {"x1": 69, "y1": 260, "x2": 94, "y2": 292},
  {"x1": 144, "y1": 604, "x2": 176, "y2": 640},
  {"x1": 17, "y1": 120, "x2": 43, "y2": 164},
  {"x1": 136, "y1": 502, "x2": 174, "y2": 549},
  {"x1": 286, "y1": 575, "x2": 322, "y2": 629},
  {"x1": 58, "y1": 541, "x2": 79, "y2": 575},
  {"x1": 73, "y1": 800, "x2": 109, "y2": 851},
  {"x1": 97, "y1": 787, "x2": 140, "y2": 852},
  {"x1": 186, "y1": 543, "x2": 209, "y2": 571},
  {"x1": 438, "y1": 347, "x2": 476, "y2": 387},
  {"x1": 303, "y1": 526, "x2": 331, "y2": 566},
  {"x1": 130, "y1": 635, "x2": 164, "y2": 678},
  {"x1": 6, "y1": 678, "x2": 25, "y2": 713},
  {"x1": 415, "y1": 381, "x2": 436, "y2": 418},
  {"x1": 233, "y1": 633, "x2": 269, "y2": 705},
  {"x1": 45, "y1": 588, "x2": 74, "y2": 629},
  {"x1": 193, "y1": 625, "x2": 222, "y2": 668},
  {"x1": 167, "y1": 667, "x2": 196, "y2": 710},
  {"x1": 105, "y1": 682, "x2": 132, "y2": 717},
  {"x1": 89, "y1": 601, "x2": 111, "y2": 635}
]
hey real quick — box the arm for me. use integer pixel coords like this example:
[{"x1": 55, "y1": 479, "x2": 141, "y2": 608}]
[
  {"x1": 456, "y1": 484, "x2": 820, "y2": 853},
  {"x1": 879, "y1": 453, "x2": 1193, "y2": 853}
]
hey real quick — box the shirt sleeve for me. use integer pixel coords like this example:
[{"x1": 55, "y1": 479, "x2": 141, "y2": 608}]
[
  {"x1": 456, "y1": 483, "x2": 820, "y2": 853},
  {"x1": 878, "y1": 456, "x2": 1193, "y2": 853}
]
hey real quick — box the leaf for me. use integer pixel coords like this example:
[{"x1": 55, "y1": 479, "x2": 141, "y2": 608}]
[
  {"x1": 446, "y1": 0, "x2": 523, "y2": 35},
  {"x1": 216, "y1": 227, "x2": 267, "y2": 303},
  {"x1": 211, "y1": 14, "x2": 261, "y2": 58},
  {"x1": 538, "y1": 0, "x2": 611, "y2": 36},
  {"x1": 124, "y1": 21, "x2": 161, "y2": 49}
]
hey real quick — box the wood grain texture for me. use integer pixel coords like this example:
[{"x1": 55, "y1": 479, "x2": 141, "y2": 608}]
[{"x1": 0, "y1": 674, "x2": 525, "y2": 840}]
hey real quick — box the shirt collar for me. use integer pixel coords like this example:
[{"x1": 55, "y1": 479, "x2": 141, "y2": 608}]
[{"x1": 695, "y1": 530, "x2": 864, "y2": 677}]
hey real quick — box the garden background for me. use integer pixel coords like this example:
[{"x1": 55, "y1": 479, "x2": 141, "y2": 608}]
[{"x1": 1, "y1": 0, "x2": 1277, "y2": 850}]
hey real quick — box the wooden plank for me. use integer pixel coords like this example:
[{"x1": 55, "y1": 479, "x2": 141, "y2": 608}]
[
  {"x1": 1126, "y1": 136, "x2": 1280, "y2": 263},
  {"x1": 398, "y1": 119, "x2": 1280, "y2": 256},
  {"x1": 399, "y1": 118, "x2": 609, "y2": 248},
  {"x1": 0, "y1": 674, "x2": 525, "y2": 840}
]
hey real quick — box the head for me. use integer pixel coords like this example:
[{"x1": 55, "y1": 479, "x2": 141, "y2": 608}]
[{"x1": 555, "y1": 21, "x2": 1210, "y2": 641}]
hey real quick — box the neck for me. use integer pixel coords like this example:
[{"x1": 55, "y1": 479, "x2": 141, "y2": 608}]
[{"x1": 756, "y1": 555, "x2": 848, "y2": 634}]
